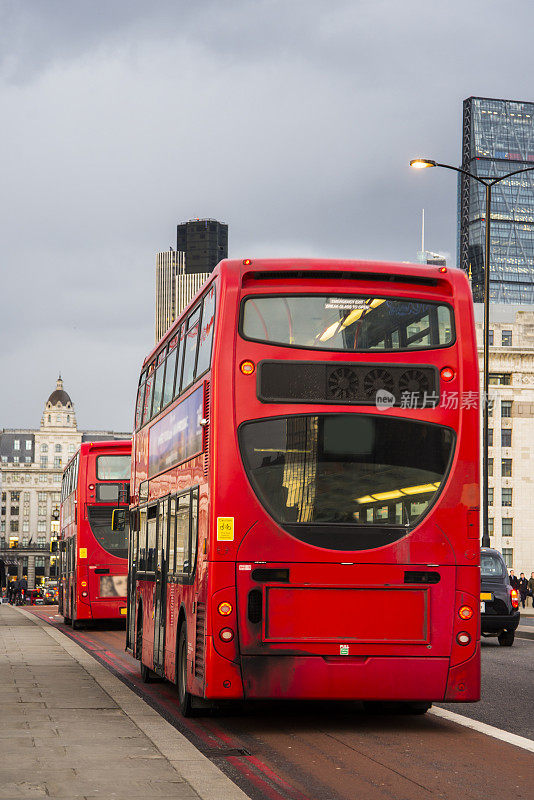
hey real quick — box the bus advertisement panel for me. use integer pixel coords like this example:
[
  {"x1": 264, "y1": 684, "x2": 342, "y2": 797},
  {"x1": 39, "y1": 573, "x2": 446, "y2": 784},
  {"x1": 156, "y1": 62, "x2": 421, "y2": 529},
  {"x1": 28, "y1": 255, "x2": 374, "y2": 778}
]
[
  {"x1": 125, "y1": 261, "x2": 479, "y2": 715},
  {"x1": 59, "y1": 440, "x2": 131, "y2": 627}
]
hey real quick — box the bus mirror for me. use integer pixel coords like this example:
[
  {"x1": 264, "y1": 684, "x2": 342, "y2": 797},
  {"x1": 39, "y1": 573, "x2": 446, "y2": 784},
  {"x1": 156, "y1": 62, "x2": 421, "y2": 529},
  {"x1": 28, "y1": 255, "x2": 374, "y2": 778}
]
[
  {"x1": 50, "y1": 541, "x2": 58, "y2": 553},
  {"x1": 112, "y1": 509, "x2": 126, "y2": 532}
]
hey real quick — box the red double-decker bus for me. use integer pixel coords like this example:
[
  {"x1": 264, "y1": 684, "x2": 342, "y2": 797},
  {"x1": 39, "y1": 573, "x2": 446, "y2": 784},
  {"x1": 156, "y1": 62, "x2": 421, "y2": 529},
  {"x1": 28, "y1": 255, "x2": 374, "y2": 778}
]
[
  {"x1": 59, "y1": 440, "x2": 131, "y2": 628},
  {"x1": 126, "y1": 258, "x2": 480, "y2": 715}
]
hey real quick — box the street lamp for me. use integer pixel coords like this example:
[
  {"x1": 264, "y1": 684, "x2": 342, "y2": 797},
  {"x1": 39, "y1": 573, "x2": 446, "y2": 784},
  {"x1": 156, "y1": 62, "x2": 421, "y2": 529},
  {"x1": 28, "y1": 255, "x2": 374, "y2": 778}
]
[{"x1": 410, "y1": 158, "x2": 534, "y2": 547}]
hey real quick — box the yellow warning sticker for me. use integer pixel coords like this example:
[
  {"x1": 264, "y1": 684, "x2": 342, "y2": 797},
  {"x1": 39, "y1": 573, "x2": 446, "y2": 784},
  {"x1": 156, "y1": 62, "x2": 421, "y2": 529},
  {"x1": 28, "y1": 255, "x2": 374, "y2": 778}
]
[
  {"x1": 217, "y1": 517, "x2": 234, "y2": 541},
  {"x1": 79, "y1": 548, "x2": 87, "y2": 559}
]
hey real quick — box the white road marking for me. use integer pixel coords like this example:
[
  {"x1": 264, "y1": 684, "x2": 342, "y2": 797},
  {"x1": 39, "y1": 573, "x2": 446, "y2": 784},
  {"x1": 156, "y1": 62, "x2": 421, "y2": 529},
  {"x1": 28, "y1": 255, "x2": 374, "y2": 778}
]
[{"x1": 431, "y1": 707, "x2": 534, "y2": 753}]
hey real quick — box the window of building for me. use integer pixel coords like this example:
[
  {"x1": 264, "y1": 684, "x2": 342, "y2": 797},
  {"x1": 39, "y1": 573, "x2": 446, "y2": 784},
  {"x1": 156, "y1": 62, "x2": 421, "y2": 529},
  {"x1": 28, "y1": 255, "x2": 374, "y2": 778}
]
[
  {"x1": 24, "y1": 456, "x2": 31, "y2": 464},
  {"x1": 22, "y1": 537, "x2": 28, "y2": 547},
  {"x1": 25, "y1": 440, "x2": 32, "y2": 450},
  {"x1": 39, "y1": 474, "x2": 46, "y2": 483},
  {"x1": 488, "y1": 330, "x2": 494, "y2": 346},
  {"x1": 23, "y1": 492, "x2": 29, "y2": 501},
  {"x1": 53, "y1": 475, "x2": 61, "y2": 483},
  {"x1": 502, "y1": 488, "x2": 512, "y2": 506},
  {"x1": 68, "y1": 444, "x2": 76, "y2": 453},
  {"x1": 10, "y1": 521, "x2": 18, "y2": 532},
  {"x1": 501, "y1": 458, "x2": 512, "y2": 477},
  {"x1": 501, "y1": 330, "x2": 512, "y2": 346},
  {"x1": 41, "y1": 444, "x2": 48, "y2": 453},
  {"x1": 22, "y1": 521, "x2": 29, "y2": 533},
  {"x1": 1, "y1": 456, "x2": 7, "y2": 464},
  {"x1": 13, "y1": 456, "x2": 19, "y2": 465},
  {"x1": 37, "y1": 521, "x2": 46, "y2": 532},
  {"x1": 54, "y1": 457, "x2": 62, "y2": 469},
  {"x1": 488, "y1": 458, "x2": 493, "y2": 477},
  {"x1": 488, "y1": 487, "x2": 493, "y2": 506},
  {"x1": 67, "y1": 415, "x2": 70, "y2": 423},
  {"x1": 40, "y1": 456, "x2": 48, "y2": 468},
  {"x1": 487, "y1": 398, "x2": 494, "y2": 417},
  {"x1": 11, "y1": 492, "x2": 20, "y2": 502},
  {"x1": 55, "y1": 444, "x2": 62, "y2": 453},
  {"x1": 488, "y1": 429, "x2": 493, "y2": 447},
  {"x1": 38, "y1": 504, "x2": 46, "y2": 516},
  {"x1": 38, "y1": 492, "x2": 46, "y2": 501},
  {"x1": 502, "y1": 547, "x2": 513, "y2": 568},
  {"x1": 488, "y1": 517, "x2": 494, "y2": 536},
  {"x1": 35, "y1": 556, "x2": 45, "y2": 566},
  {"x1": 37, "y1": 537, "x2": 46, "y2": 549},
  {"x1": 489, "y1": 373, "x2": 511, "y2": 386},
  {"x1": 502, "y1": 518, "x2": 513, "y2": 537},
  {"x1": 56, "y1": 415, "x2": 61, "y2": 423},
  {"x1": 14, "y1": 440, "x2": 20, "y2": 450},
  {"x1": 501, "y1": 400, "x2": 512, "y2": 418},
  {"x1": 501, "y1": 429, "x2": 512, "y2": 447}
]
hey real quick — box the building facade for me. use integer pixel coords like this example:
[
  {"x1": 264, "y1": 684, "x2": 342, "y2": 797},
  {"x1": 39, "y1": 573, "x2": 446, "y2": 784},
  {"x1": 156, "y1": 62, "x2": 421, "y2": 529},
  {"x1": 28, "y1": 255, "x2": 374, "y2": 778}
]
[
  {"x1": 459, "y1": 96, "x2": 534, "y2": 303},
  {"x1": 0, "y1": 377, "x2": 129, "y2": 588},
  {"x1": 474, "y1": 305, "x2": 534, "y2": 574},
  {"x1": 155, "y1": 219, "x2": 228, "y2": 342},
  {"x1": 155, "y1": 250, "x2": 185, "y2": 342},
  {"x1": 176, "y1": 218, "x2": 228, "y2": 275}
]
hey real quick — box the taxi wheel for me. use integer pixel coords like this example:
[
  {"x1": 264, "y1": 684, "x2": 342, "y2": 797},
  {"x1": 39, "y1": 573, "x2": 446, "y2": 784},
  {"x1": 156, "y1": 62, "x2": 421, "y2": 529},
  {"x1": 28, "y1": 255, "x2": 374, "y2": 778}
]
[{"x1": 498, "y1": 630, "x2": 515, "y2": 646}]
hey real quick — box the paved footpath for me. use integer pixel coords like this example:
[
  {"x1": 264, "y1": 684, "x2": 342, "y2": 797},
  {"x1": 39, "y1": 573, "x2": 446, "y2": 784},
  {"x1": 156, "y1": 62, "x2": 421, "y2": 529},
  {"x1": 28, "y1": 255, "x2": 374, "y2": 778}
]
[{"x1": 0, "y1": 604, "x2": 249, "y2": 800}]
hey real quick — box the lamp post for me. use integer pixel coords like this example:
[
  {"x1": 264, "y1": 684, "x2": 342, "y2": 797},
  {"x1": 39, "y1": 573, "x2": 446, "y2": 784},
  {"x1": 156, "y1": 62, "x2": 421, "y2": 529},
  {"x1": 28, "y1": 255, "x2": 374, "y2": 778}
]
[{"x1": 410, "y1": 158, "x2": 534, "y2": 548}]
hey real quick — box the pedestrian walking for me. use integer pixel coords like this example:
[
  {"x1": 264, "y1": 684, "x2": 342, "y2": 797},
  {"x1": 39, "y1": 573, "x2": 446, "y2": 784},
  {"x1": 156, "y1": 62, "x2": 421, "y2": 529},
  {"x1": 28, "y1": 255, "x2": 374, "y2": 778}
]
[
  {"x1": 509, "y1": 570, "x2": 519, "y2": 590},
  {"x1": 19, "y1": 576, "x2": 27, "y2": 605},
  {"x1": 528, "y1": 572, "x2": 534, "y2": 608},
  {"x1": 518, "y1": 573, "x2": 528, "y2": 609}
]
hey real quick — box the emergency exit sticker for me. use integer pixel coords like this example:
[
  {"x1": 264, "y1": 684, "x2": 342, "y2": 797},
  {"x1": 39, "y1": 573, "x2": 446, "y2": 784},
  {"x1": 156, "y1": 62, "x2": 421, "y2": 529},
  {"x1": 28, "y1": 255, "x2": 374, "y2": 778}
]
[
  {"x1": 217, "y1": 517, "x2": 234, "y2": 541},
  {"x1": 79, "y1": 548, "x2": 87, "y2": 559}
]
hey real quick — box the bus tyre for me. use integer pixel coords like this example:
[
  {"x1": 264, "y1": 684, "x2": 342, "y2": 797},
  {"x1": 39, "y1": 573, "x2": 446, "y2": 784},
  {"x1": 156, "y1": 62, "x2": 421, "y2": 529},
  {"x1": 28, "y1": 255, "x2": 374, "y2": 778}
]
[
  {"x1": 137, "y1": 612, "x2": 152, "y2": 683},
  {"x1": 177, "y1": 625, "x2": 193, "y2": 717},
  {"x1": 498, "y1": 630, "x2": 514, "y2": 647}
]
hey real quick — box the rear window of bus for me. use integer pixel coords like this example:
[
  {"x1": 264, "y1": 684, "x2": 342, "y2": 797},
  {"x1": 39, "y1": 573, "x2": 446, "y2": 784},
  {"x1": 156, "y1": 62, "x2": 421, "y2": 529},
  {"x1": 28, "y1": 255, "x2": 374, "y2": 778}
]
[
  {"x1": 96, "y1": 455, "x2": 130, "y2": 480},
  {"x1": 241, "y1": 295, "x2": 454, "y2": 352}
]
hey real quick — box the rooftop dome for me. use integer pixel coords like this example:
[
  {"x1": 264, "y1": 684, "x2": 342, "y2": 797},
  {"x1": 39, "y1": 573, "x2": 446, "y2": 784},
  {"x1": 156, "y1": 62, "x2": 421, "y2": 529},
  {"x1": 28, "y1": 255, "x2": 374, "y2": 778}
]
[{"x1": 46, "y1": 375, "x2": 73, "y2": 409}]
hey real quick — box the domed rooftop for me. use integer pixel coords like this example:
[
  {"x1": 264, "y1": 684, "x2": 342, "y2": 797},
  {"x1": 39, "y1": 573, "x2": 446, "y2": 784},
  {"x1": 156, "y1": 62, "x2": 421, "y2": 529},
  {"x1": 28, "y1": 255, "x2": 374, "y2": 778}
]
[{"x1": 46, "y1": 375, "x2": 73, "y2": 409}]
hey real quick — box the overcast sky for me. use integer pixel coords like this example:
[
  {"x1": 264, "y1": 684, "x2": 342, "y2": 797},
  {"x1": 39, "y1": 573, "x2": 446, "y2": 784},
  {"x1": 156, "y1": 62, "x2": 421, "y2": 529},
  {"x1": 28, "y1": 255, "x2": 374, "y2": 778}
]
[{"x1": 1, "y1": 0, "x2": 533, "y2": 431}]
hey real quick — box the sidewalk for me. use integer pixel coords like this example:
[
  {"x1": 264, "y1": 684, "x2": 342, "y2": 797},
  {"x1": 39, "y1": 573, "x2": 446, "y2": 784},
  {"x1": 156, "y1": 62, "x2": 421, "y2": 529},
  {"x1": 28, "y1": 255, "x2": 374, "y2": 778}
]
[{"x1": 0, "y1": 604, "x2": 248, "y2": 800}]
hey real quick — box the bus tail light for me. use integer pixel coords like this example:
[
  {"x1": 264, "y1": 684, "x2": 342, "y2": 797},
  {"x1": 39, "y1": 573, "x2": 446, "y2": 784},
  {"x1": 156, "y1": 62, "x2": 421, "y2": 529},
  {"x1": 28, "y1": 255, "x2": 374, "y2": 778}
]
[
  {"x1": 458, "y1": 605, "x2": 473, "y2": 621},
  {"x1": 440, "y1": 366, "x2": 455, "y2": 382},
  {"x1": 219, "y1": 628, "x2": 234, "y2": 642},
  {"x1": 510, "y1": 588, "x2": 519, "y2": 609},
  {"x1": 218, "y1": 601, "x2": 233, "y2": 616},
  {"x1": 456, "y1": 632, "x2": 471, "y2": 646},
  {"x1": 81, "y1": 591, "x2": 88, "y2": 598},
  {"x1": 240, "y1": 360, "x2": 255, "y2": 375}
]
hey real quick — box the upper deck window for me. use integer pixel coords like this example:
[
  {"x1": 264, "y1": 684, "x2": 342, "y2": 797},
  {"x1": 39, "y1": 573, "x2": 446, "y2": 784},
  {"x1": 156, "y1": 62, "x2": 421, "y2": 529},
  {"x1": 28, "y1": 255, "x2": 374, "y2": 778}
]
[
  {"x1": 96, "y1": 455, "x2": 131, "y2": 480},
  {"x1": 241, "y1": 295, "x2": 454, "y2": 352}
]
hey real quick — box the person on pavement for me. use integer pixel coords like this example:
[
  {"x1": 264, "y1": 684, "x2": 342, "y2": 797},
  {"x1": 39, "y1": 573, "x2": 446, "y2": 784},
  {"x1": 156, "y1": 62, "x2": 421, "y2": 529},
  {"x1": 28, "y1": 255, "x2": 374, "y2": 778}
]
[
  {"x1": 518, "y1": 573, "x2": 528, "y2": 609},
  {"x1": 528, "y1": 572, "x2": 534, "y2": 608},
  {"x1": 509, "y1": 570, "x2": 519, "y2": 590}
]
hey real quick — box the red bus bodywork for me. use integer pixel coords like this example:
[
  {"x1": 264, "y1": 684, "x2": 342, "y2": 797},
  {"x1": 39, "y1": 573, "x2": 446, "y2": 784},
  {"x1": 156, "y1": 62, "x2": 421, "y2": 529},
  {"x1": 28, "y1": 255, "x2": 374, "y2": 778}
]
[
  {"x1": 59, "y1": 440, "x2": 131, "y2": 627},
  {"x1": 130, "y1": 259, "x2": 480, "y2": 707}
]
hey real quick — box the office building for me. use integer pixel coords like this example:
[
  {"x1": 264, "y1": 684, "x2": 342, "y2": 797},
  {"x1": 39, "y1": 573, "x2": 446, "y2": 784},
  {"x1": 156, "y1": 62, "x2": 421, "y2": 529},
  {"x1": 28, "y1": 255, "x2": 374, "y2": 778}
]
[
  {"x1": 474, "y1": 305, "x2": 534, "y2": 573},
  {"x1": 155, "y1": 250, "x2": 184, "y2": 342},
  {"x1": 0, "y1": 377, "x2": 129, "y2": 587},
  {"x1": 458, "y1": 96, "x2": 534, "y2": 303},
  {"x1": 176, "y1": 218, "x2": 228, "y2": 275},
  {"x1": 155, "y1": 219, "x2": 228, "y2": 342}
]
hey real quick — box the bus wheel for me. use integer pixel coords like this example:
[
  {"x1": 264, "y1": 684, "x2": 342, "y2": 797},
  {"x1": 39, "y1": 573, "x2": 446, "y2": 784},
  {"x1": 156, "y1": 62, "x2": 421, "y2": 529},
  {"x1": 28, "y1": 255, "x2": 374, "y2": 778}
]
[
  {"x1": 137, "y1": 611, "x2": 151, "y2": 683},
  {"x1": 177, "y1": 625, "x2": 193, "y2": 717}
]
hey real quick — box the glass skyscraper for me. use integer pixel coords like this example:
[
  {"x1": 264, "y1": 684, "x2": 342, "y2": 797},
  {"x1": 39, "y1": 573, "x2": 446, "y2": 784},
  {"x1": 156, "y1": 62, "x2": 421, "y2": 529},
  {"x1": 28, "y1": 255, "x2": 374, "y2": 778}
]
[{"x1": 458, "y1": 96, "x2": 534, "y2": 303}]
